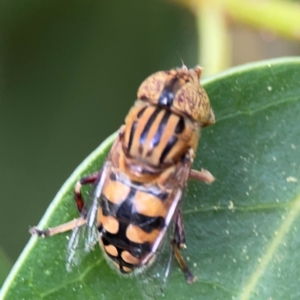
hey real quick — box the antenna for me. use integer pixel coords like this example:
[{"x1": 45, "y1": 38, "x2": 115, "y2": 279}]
[{"x1": 176, "y1": 52, "x2": 187, "y2": 70}]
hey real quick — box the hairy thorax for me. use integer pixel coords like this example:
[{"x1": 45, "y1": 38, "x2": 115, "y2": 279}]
[{"x1": 122, "y1": 101, "x2": 200, "y2": 175}]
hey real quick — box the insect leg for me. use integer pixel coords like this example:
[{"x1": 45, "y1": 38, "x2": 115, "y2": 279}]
[
  {"x1": 172, "y1": 209, "x2": 196, "y2": 284},
  {"x1": 30, "y1": 217, "x2": 86, "y2": 237},
  {"x1": 30, "y1": 171, "x2": 102, "y2": 238},
  {"x1": 173, "y1": 209, "x2": 186, "y2": 248},
  {"x1": 74, "y1": 172, "x2": 100, "y2": 214},
  {"x1": 184, "y1": 149, "x2": 214, "y2": 184},
  {"x1": 189, "y1": 168, "x2": 214, "y2": 184},
  {"x1": 171, "y1": 242, "x2": 196, "y2": 284}
]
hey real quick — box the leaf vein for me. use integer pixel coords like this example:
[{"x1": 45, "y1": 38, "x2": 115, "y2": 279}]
[
  {"x1": 198, "y1": 278, "x2": 239, "y2": 296},
  {"x1": 40, "y1": 257, "x2": 104, "y2": 298},
  {"x1": 238, "y1": 193, "x2": 300, "y2": 300},
  {"x1": 183, "y1": 201, "x2": 290, "y2": 215},
  {"x1": 217, "y1": 95, "x2": 300, "y2": 123}
]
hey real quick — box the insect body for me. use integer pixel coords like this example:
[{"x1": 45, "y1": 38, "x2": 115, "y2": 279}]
[{"x1": 31, "y1": 65, "x2": 215, "y2": 294}]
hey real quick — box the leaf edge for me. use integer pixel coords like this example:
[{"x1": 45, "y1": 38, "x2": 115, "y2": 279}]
[{"x1": 0, "y1": 132, "x2": 118, "y2": 296}]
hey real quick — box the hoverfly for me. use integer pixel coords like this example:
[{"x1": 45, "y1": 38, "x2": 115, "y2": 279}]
[{"x1": 31, "y1": 65, "x2": 215, "y2": 298}]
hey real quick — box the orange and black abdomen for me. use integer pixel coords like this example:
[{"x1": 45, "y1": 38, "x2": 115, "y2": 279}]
[
  {"x1": 97, "y1": 170, "x2": 174, "y2": 274},
  {"x1": 123, "y1": 102, "x2": 199, "y2": 167}
]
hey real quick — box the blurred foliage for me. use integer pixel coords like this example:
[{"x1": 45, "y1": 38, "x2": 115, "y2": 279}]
[{"x1": 170, "y1": 0, "x2": 300, "y2": 75}]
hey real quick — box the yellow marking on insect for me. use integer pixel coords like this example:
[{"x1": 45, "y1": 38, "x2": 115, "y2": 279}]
[
  {"x1": 126, "y1": 224, "x2": 160, "y2": 244},
  {"x1": 104, "y1": 244, "x2": 118, "y2": 257},
  {"x1": 121, "y1": 251, "x2": 140, "y2": 264},
  {"x1": 103, "y1": 180, "x2": 130, "y2": 204},
  {"x1": 122, "y1": 266, "x2": 132, "y2": 273},
  {"x1": 98, "y1": 209, "x2": 119, "y2": 234},
  {"x1": 132, "y1": 191, "x2": 167, "y2": 217}
]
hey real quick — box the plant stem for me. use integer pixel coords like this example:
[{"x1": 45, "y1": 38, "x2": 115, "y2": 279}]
[{"x1": 197, "y1": 1, "x2": 231, "y2": 76}]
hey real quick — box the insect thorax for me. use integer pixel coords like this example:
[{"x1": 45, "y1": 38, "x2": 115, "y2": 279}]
[{"x1": 122, "y1": 101, "x2": 199, "y2": 170}]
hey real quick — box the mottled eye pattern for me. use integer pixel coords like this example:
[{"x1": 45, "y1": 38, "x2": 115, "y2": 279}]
[{"x1": 137, "y1": 66, "x2": 214, "y2": 126}]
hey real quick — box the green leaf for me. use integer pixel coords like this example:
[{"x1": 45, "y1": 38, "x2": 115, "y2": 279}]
[
  {"x1": 1, "y1": 57, "x2": 300, "y2": 300},
  {"x1": 0, "y1": 247, "x2": 12, "y2": 288}
]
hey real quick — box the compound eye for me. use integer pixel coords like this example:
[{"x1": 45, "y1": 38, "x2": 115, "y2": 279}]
[
  {"x1": 173, "y1": 83, "x2": 211, "y2": 123},
  {"x1": 137, "y1": 71, "x2": 168, "y2": 103}
]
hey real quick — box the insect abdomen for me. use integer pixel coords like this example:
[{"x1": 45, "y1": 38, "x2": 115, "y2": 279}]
[{"x1": 98, "y1": 170, "x2": 173, "y2": 274}]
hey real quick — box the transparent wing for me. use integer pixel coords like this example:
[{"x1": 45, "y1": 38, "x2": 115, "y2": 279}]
[
  {"x1": 136, "y1": 217, "x2": 175, "y2": 300},
  {"x1": 132, "y1": 162, "x2": 191, "y2": 299},
  {"x1": 66, "y1": 219, "x2": 97, "y2": 272},
  {"x1": 66, "y1": 161, "x2": 110, "y2": 271}
]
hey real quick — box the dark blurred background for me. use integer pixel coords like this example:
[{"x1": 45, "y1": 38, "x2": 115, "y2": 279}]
[{"x1": 0, "y1": 0, "x2": 299, "y2": 284}]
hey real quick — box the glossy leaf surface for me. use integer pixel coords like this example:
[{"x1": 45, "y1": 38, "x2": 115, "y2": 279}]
[{"x1": 1, "y1": 57, "x2": 300, "y2": 300}]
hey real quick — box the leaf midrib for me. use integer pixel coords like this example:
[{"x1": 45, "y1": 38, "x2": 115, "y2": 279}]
[{"x1": 238, "y1": 192, "x2": 300, "y2": 300}]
